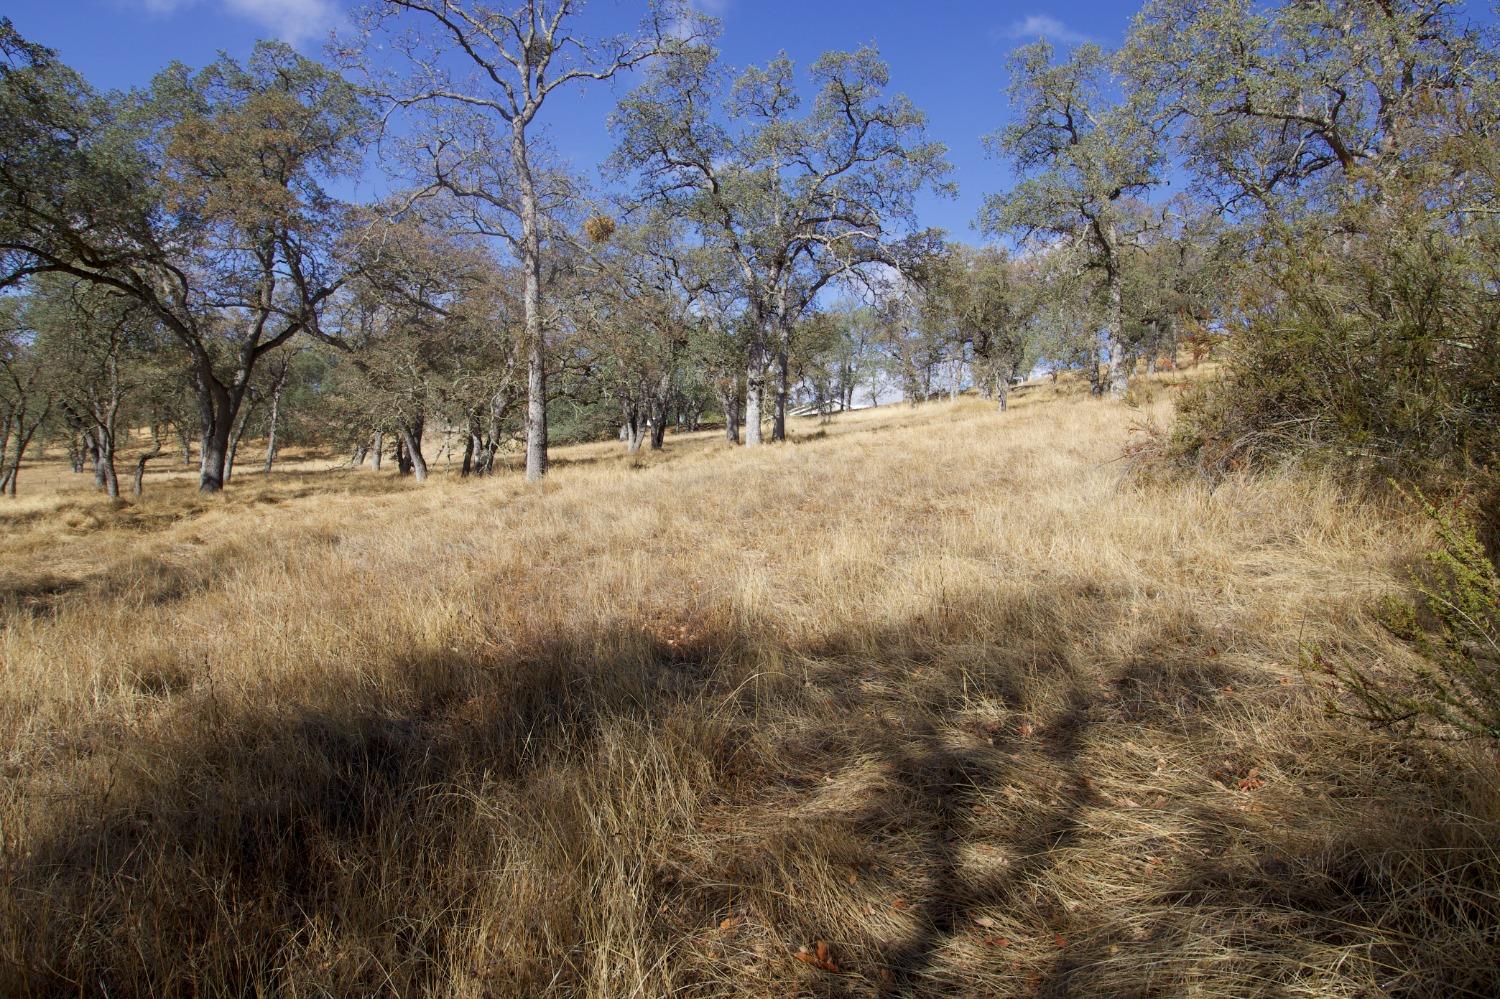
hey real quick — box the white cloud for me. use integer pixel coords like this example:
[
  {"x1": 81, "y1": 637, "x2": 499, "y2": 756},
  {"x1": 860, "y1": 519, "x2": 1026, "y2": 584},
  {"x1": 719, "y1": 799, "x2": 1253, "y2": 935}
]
[
  {"x1": 135, "y1": 0, "x2": 340, "y2": 47},
  {"x1": 1001, "y1": 14, "x2": 1092, "y2": 46},
  {"x1": 226, "y1": 0, "x2": 340, "y2": 45}
]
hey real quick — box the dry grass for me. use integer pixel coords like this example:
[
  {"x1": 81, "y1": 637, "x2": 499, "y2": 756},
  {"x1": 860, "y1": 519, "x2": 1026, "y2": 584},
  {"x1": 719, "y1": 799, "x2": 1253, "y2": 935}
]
[{"x1": 1, "y1": 378, "x2": 1497, "y2": 997}]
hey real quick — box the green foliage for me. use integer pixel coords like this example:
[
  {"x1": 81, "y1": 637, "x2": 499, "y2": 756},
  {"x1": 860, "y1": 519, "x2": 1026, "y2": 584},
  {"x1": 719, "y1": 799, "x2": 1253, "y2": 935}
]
[
  {"x1": 1327, "y1": 491, "x2": 1500, "y2": 741},
  {"x1": 1169, "y1": 216, "x2": 1500, "y2": 479},
  {"x1": 610, "y1": 40, "x2": 951, "y2": 427},
  {"x1": 922, "y1": 244, "x2": 1038, "y2": 399},
  {"x1": 1124, "y1": 0, "x2": 1493, "y2": 215},
  {"x1": 981, "y1": 40, "x2": 1162, "y2": 398}
]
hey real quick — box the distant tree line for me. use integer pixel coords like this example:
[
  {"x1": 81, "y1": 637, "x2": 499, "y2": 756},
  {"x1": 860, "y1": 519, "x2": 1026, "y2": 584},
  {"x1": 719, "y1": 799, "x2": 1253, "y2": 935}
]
[{"x1": 1, "y1": 0, "x2": 1495, "y2": 499}]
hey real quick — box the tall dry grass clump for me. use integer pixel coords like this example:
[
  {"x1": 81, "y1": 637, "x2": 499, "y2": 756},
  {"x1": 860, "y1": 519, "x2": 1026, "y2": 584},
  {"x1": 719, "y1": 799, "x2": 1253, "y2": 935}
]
[{"x1": 1, "y1": 380, "x2": 1497, "y2": 997}]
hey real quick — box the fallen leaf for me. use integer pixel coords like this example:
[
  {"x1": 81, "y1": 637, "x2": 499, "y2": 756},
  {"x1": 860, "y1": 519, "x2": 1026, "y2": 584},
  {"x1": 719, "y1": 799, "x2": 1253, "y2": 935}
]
[
  {"x1": 1054, "y1": 934, "x2": 1068, "y2": 948},
  {"x1": 719, "y1": 915, "x2": 741, "y2": 931},
  {"x1": 974, "y1": 916, "x2": 997, "y2": 929},
  {"x1": 793, "y1": 941, "x2": 839, "y2": 972}
]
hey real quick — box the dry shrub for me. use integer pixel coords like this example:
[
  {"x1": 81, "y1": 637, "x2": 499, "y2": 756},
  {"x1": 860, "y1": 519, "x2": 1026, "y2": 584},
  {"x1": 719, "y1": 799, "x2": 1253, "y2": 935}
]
[
  {"x1": 1171, "y1": 218, "x2": 1500, "y2": 483},
  {"x1": 1328, "y1": 490, "x2": 1500, "y2": 742},
  {"x1": 1, "y1": 391, "x2": 1497, "y2": 997}
]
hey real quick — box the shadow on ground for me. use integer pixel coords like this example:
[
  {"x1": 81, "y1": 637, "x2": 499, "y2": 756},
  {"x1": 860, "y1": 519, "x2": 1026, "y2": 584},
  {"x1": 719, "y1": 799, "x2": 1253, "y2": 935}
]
[{"x1": 3, "y1": 583, "x2": 1498, "y2": 998}]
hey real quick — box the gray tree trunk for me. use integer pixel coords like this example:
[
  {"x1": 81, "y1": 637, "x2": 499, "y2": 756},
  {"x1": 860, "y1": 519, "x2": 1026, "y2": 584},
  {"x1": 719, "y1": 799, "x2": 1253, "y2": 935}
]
[
  {"x1": 98, "y1": 435, "x2": 119, "y2": 499},
  {"x1": 398, "y1": 423, "x2": 428, "y2": 483},
  {"x1": 84, "y1": 428, "x2": 107, "y2": 489},
  {"x1": 771, "y1": 312, "x2": 791, "y2": 442},
  {"x1": 132, "y1": 429, "x2": 163, "y2": 498},
  {"x1": 513, "y1": 120, "x2": 548, "y2": 483},
  {"x1": 195, "y1": 367, "x2": 242, "y2": 493},
  {"x1": 224, "y1": 396, "x2": 257, "y2": 485},
  {"x1": 370, "y1": 430, "x2": 383, "y2": 471},
  {"x1": 198, "y1": 417, "x2": 232, "y2": 494},
  {"x1": 262, "y1": 377, "x2": 286, "y2": 474},
  {"x1": 1102, "y1": 224, "x2": 1129, "y2": 400},
  {"x1": 745, "y1": 371, "x2": 764, "y2": 447},
  {"x1": 717, "y1": 380, "x2": 740, "y2": 444}
]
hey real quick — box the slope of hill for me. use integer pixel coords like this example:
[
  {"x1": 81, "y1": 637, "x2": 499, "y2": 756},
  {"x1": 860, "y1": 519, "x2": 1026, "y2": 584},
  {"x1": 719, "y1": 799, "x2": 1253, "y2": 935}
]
[{"x1": 2, "y1": 380, "x2": 1496, "y2": 997}]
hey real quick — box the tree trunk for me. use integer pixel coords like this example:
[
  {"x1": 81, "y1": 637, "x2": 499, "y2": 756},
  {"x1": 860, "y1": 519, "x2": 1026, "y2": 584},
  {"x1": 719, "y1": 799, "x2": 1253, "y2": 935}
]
[
  {"x1": 649, "y1": 380, "x2": 672, "y2": 451},
  {"x1": 0, "y1": 416, "x2": 43, "y2": 497},
  {"x1": 717, "y1": 379, "x2": 741, "y2": 444},
  {"x1": 461, "y1": 431, "x2": 475, "y2": 477},
  {"x1": 513, "y1": 120, "x2": 548, "y2": 483},
  {"x1": 200, "y1": 423, "x2": 231, "y2": 492},
  {"x1": 370, "y1": 430, "x2": 383, "y2": 471},
  {"x1": 1102, "y1": 225, "x2": 1129, "y2": 400},
  {"x1": 745, "y1": 369, "x2": 765, "y2": 447},
  {"x1": 177, "y1": 424, "x2": 193, "y2": 465},
  {"x1": 263, "y1": 380, "x2": 285, "y2": 474},
  {"x1": 83, "y1": 428, "x2": 107, "y2": 489},
  {"x1": 98, "y1": 433, "x2": 119, "y2": 499},
  {"x1": 132, "y1": 428, "x2": 163, "y2": 498},
  {"x1": 225, "y1": 397, "x2": 257, "y2": 485},
  {"x1": 195, "y1": 367, "x2": 241, "y2": 493},
  {"x1": 745, "y1": 323, "x2": 772, "y2": 448},
  {"x1": 625, "y1": 409, "x2": 645, "y2": 453},
  {"x1": 771, "y1": 340, "x2": 789, "y2": 442},
  {"x1": 398, "y1": 421, "x2": 427, "y2": 482}
]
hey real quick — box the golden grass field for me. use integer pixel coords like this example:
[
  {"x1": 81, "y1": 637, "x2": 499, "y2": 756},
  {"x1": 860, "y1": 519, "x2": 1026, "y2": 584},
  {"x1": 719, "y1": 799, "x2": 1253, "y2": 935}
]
[{"x1": 2, "y1": 377, "x2": 1497, "y2": 997}]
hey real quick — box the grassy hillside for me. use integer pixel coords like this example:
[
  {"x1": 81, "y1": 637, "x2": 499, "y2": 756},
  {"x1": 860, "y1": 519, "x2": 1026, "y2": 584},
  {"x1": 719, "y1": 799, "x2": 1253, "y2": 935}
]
[{"x1": 2, "y1": 379, "x2": 1497, "y2": 997}]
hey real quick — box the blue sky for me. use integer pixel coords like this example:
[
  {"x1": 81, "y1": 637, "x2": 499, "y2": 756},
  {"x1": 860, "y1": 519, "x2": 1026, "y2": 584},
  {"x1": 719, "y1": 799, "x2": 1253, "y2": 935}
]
[{"x1": 5, "y1": 1, "x2": 1497, "y2": 240}]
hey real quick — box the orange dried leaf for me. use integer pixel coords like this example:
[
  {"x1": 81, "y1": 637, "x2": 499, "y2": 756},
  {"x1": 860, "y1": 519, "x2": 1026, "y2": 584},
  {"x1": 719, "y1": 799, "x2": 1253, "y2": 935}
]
[{"x1": 793, "y1": 940, "x2": 838, "y2": 972}]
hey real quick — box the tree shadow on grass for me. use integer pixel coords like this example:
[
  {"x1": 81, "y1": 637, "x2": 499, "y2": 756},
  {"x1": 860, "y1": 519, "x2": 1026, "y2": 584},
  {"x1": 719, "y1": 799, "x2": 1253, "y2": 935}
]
[{"x1": 4, "y1": 586, "x2": 1498, "y2": 998}]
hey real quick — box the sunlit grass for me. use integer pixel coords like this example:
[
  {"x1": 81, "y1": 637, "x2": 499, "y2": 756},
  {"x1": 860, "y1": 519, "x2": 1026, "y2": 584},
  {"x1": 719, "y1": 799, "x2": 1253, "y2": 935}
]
[{"x1": 2, "y1": 375, "x2": 1496, "y2": 997}]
